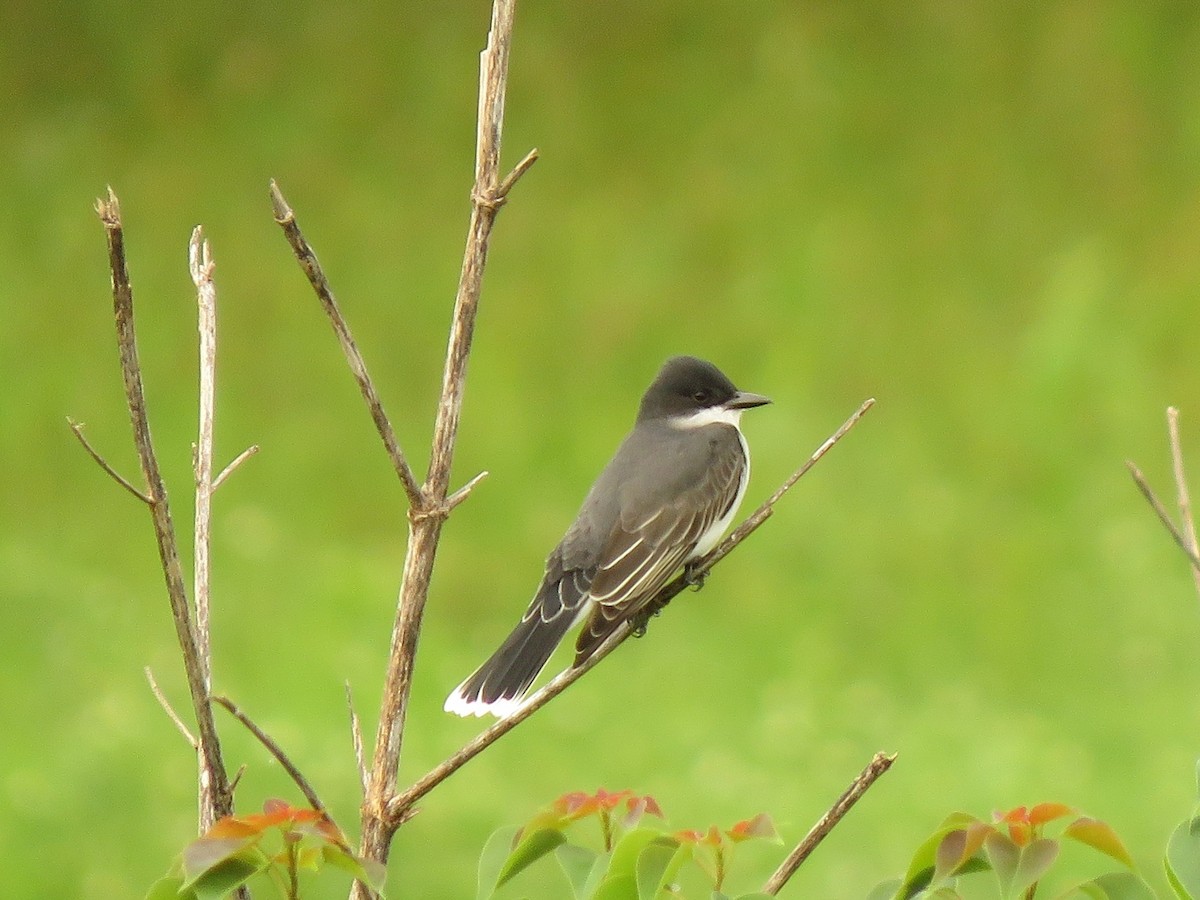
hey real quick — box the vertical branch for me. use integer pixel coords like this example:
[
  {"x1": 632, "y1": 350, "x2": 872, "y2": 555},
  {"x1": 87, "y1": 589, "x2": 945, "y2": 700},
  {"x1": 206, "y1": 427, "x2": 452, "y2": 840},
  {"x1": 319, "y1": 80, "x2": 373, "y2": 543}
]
[
  {"x1": 95, "y1": 191, "x2": 232, "y2": 830},
  {"x1": 191, "y1": 227, "x2": 216, "y2": 691},
  {"x1": 353, "y1": 0, "x2": 533, "y2": 892}
]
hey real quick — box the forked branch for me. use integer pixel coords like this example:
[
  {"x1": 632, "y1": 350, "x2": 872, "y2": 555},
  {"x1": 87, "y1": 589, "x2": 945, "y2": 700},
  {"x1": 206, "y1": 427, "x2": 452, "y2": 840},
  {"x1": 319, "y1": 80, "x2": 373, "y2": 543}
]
[{"x1": 90, "y1": 191, "x2": 233, "y2": 830}]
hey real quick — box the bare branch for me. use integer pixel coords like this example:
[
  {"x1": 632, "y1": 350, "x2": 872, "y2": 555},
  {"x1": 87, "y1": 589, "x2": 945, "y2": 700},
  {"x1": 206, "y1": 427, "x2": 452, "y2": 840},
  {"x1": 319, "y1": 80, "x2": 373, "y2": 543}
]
[
  {"x1": 95, "y1": 189, "x2": 232, "y2": 829},
  {"x1": 346, "y1": 681, "x2": 368, "y2": 797},
  {"x1": 191, "y1": 226, "x2": 217, "y2": 694},
  {"x1": 67, "y1": 417, "x2": 152, "y2": 504},
  {"x1": 213, "y1": 444, "x2": 260, "y2": 491},
  {"x1": 269, "y1": 180, "x2": 425, "y2": 511},
  {"x1": 381, "y1": 398, "x2": 876, "y2": 826},
  {"x1": 762, "y1": 751, "x2": 897, "y2": 894},
  {"x1": 1126, "y1": 460, "x2": 1200, "y2": 573},
  {"x1": 1167, "y1": 408, "x2": 1200, "y2": 599},
  {"x1": 145, "y1": 666, "x2": 197, "y2": 747},
  {"x1": 212, "y1": 694, "x2": 328, "y2": 816},
  {"x1": 353, "y1": 2, "x2": 528, "y2": 885}
]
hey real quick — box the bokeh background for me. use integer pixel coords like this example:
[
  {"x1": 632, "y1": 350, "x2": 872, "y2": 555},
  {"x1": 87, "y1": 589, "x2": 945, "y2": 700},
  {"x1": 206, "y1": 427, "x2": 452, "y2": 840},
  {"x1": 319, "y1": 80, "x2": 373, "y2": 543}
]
[{"x1": 5, "y1": 2, "x2": 1200, "y2": 897}]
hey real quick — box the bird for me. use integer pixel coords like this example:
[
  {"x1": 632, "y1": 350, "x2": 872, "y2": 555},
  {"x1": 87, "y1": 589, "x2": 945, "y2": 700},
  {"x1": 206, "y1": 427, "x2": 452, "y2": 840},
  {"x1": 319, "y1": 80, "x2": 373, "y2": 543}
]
[{"x1": 444, "y1": 355, "x2": 770, "y2": 718}]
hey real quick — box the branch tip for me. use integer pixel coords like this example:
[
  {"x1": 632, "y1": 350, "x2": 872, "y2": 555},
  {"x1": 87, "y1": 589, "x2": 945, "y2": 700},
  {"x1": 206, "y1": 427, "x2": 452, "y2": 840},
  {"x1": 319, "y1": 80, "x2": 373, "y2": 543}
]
[{"x1": 269, "y1": 179, "x2": 293, "y2": 223}]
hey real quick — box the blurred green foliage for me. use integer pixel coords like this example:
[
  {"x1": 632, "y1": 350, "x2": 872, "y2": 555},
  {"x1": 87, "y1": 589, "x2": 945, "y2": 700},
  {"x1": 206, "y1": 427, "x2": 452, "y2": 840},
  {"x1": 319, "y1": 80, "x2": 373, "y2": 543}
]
[{"x1": 4, "y1": 2, "x2": 1200, "y2": 898}]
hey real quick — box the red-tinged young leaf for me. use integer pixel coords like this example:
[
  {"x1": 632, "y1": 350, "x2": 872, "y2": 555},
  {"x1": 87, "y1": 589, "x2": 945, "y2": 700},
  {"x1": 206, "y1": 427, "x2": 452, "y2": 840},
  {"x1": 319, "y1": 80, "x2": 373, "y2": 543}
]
[
  {"x1": 1010, "y1": 838, "x2": 1060, "y2": 896},
  {"x1": 621, "y1": 794, "x2": 665, "y2": 830},
  {"x1": 204, "y1": 817, "x2": 265, "y2": 841},
  {"x1": 322, "y1": 845, "x2": 387, "y2": 894},
  {"x1": 726, "y1": 813, "x2": 781, "y2": 843},
  {"x1": 1065, "y1": 817, "x2": 1135, "y2": 868},
  {"x1": 1029, "y1": 803, "x2": 1074, "y2": 826},
  {"x1": 1008, "y1": 820, "x2": 1034, "y2": 847},
  {"x1": 496, "y1": 828, "x2": 568, "y2": 888},
  {"x1": 675, "y1": 829, "x2": 705, "y2": 845},
  {"x1": 984, "y1": 829, "x2": 1020, "y2": 894},
  {"x1": 701, "y1": 825, "x2": 724, "y2": 847},
  {"x1": 263, "y1": 798, "x2": 289, "y2": 816},
  {"x1": 934, "y1": 830, "x2": 969, "y2": 881},
  {"x1": 595, "y1": 788, "x2": 635, "y2": 811}
]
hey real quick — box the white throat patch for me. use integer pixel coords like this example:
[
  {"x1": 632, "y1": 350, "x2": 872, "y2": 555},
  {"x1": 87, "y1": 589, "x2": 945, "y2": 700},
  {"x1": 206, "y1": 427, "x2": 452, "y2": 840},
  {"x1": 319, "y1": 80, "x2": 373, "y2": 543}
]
[{"x1": 670, "y1": 405, "x2": 744, "y2": 430}]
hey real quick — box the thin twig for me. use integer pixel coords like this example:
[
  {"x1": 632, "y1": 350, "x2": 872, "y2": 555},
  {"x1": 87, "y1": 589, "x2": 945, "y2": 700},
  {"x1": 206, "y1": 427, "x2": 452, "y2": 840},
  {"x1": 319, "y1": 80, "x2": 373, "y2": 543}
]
[
  {"x1": 67, "y1": 417, "x2": 152, "y2": 504},
  {"x1": 1167, "y1": 408, "x2": 1200, "y2": 599},
  {"x1": 96, "y1": 189, "x2": 232, "y2": 830},
  {"x1": 191, "y1": 226, "x2": 217, "y2": 694},
  {"x1": 213, "y1": 444, "x2": 260, "y2": 491},
  {"x1": 269, "y1": 180, "x2": 424, "y2": 511},
  {"x1": 346, "y1": 681, "x2": 368, "y2": 797},
  {"x1": 381, "y1": 398, "x2": 876, "y2": 826},
  {"x1": 1126, "y1": 461, "x2": 1200, "y2": 573},
  {"x1": 445, "y1": 470, "x2": 490, "y2": 512},
  {"x1": 762, "y1": 751, "x2": 897, "y2": 894},
  {"x1": 145, "y1": 666, "x2": 198, "y2": 747},
  {"x1": 497, "y1": 147, "x2": 539, "y2": 198},
  {"x1": 212, "y1": 695, "x2": 328, "y2": 816}
]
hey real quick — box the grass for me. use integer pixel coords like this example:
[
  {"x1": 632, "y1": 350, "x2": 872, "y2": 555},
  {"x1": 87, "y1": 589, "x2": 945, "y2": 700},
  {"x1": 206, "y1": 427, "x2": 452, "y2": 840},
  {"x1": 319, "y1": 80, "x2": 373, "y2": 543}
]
[{"x1": 4, "y1": 2, "x2": 1200, "y2": 898}]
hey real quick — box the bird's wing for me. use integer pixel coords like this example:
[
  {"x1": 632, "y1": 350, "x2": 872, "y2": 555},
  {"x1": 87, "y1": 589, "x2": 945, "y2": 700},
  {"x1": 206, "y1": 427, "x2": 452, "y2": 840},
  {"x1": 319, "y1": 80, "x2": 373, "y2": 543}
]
[{"x1": 574, "y1": 428, "x2": 746, "y2": 662}]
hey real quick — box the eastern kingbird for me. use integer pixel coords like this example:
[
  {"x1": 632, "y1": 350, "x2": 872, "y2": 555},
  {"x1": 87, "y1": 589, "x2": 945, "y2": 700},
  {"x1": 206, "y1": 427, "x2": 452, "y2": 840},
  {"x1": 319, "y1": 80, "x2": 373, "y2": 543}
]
[{"x1": 444, "y1": 356, "x2": 770, "y2": 718}]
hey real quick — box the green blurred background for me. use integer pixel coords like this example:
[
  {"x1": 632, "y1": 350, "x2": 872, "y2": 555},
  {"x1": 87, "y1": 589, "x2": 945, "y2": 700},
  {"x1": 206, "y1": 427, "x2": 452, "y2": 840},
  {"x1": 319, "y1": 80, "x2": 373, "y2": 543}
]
[{"x1": 5, "y1": 2, "x2": 1200, "y2": 897}]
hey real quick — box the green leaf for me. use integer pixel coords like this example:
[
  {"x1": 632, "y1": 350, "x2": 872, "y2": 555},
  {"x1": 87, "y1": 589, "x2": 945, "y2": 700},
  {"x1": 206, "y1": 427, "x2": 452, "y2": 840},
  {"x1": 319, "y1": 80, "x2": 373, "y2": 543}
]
[
  {"x1": 145, "y1": 875, "x2": 197, "y2": 900},
  {"x1": 730, "y1": 894, "x2": 777, "y2": 899},
  {"x1": 187, "y1": 852, "x2": 267, "y2": 900},
  {"x1": 592, "y1": 874, "x2": 639, "y2": 900},
  {"x1": 1166, "y1": 818, "x2": 1200, "y2": 900},
  {"x1": 1010, "y1": 838, "x2": 1059, "y2": 896},
  {"x1": 635, "y1": 837, "x2": 683, "y2": 899},
  {"x1": 477, "y1": 826, "x2": 520, "y2": 900},
  {"x1": 607, "y1": 828, "x2": 664, "y2": 882},
  {"x1": 864, "y1": 879, "x2": 902, "y2": 900},
  {"x1": 1067, "y1": 871, "x2": 1158, "y2": 899},
  {"x1": 322, "y1": 844, "x2": 388, "y2": 895},
  {"x1": 181, "y1": 836, "x2": 261, "y2": 884},
  {"x1": 496, "y1": 827, "x2": 568, "y2": 889},
  {"x1": 556, "y1": 843, "x2": 601, "y2": 899},
  {"x1": 1065, "y1": 818, "x2": 1135, "y2": 869}
]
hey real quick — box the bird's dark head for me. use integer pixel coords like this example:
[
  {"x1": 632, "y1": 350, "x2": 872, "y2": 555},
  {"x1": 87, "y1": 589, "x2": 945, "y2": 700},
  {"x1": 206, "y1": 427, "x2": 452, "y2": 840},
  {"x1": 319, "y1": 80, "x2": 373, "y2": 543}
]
[{"x1": 637, "y1": 356, "x2": 771, "y2": 425}]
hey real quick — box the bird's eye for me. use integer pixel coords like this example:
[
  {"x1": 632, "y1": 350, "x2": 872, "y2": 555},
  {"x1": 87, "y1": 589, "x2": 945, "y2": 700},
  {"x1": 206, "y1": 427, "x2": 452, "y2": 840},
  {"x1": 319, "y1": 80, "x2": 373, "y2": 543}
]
[{"x1": 692, "y1": 390, "x2": 708, "y2": 403}]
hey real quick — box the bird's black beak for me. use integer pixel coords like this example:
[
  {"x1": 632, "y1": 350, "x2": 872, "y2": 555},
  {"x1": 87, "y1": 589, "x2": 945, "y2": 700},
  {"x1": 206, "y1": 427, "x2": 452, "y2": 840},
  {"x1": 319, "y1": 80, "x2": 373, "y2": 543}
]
[{"x1": 727, "y1": 390, "x2": 771, "y2": 410}]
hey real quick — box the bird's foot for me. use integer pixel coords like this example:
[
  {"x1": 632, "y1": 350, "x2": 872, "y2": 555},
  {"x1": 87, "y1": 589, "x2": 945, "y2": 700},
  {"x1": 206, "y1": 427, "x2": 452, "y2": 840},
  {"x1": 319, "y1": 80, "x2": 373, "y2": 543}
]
[{"x1": 684, "y1": 559, "x2": 709, "y2": 591}]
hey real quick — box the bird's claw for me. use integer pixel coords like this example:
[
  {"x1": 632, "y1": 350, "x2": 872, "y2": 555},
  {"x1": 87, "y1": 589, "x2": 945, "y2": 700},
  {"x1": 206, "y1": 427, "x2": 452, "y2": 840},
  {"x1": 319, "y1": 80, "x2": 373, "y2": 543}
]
[{"x1": 684, "y1": 559, "x2": 708, "y2": 591}]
